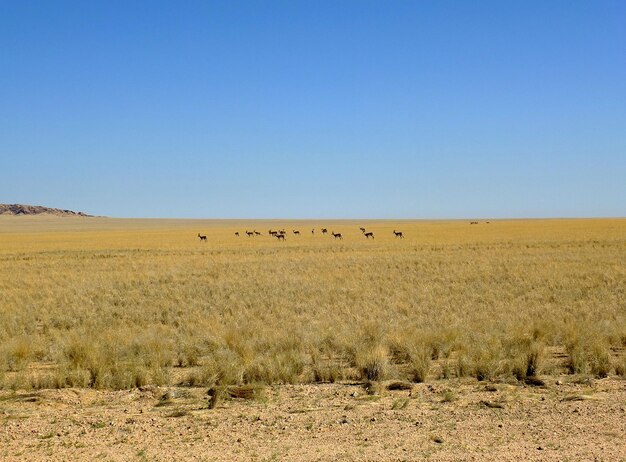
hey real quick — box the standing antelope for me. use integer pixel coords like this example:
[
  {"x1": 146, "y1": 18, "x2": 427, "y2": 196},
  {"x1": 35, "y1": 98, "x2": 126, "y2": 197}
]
[
  {"x1": 321, "y1": 228, "x2": 328, "y2": 235},
  {"x1": 254, "y1": 230, "x2": 261, "y2": 236},
  {"x1": 275, "y1": 234, "x2": 285, "y2": 241},
  {"x1": 246, "y1": 230, "x2": 254, "y2": 237},
  {"x1": 234, "y1": 232, "x2": 239, "y2": 237},
  {"x1": 293, "y1": 230, "x2": 300, "y2": 235},
  {"x1": 393, "y1": 230, "x2": 404, "y2": 239},
  {"x1": 197, "y1": 233, "x2": 207, "y2": 242},
  {"x1": 269, "y1": 230, "x2": 278, "y2": 236},
  {"x1": 364, "y1": 232, "x2": 374, "y2": 239},
  {"x1": 331, "y1": 231, "x2": 343, "y2": 240},
  {"x1": 359, "y1": 227, "x2": 366, "y2": 233}
]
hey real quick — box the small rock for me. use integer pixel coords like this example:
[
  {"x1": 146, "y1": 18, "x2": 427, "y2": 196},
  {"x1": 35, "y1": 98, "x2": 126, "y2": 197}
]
[
  {"x1": 339, "y1": 416, "x2": 351, "y2": 425},
  {"x1": 537, "y1": 446, "x2": 543, "y2": 450}
]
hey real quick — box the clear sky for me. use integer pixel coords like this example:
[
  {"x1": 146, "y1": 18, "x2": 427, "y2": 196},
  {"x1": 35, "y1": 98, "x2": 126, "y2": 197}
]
[{"x1": 1, "y1": 1, "x2": 625, "y2": 218}]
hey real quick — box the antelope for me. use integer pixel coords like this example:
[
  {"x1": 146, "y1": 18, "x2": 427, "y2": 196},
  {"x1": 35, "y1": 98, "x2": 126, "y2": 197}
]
[
  {"x1": 276, "y1": 234, "x2": 285, "y2": 241},
  {"x1": 269, "y1": 230, "x2": 277, "y2": 236},
  {"x1": 197, "y1": 233, "x2": 207, "y2": 242},
  {"x1": 331, "y1": 231, "x2": 343, "y2": 240},
  {"x1": 470, "y1": 221, "x2": 478, "y2": 225},
  {"x1": 279, "y1": 230, "x2": 286, "y2": 235},
  {"x1": 393, "y1": 230, "x2": 404, "y2": 239},
  {"x1": 246, "y1": 230, "x2": 254, "y2": 237},
  {"x1": 234, "y1": 232, "x2": 239, "y2": 237},
  {"x1": 311, "y1": 228, "x2": 315, "y2": 234},
  {"x1": 321, "y1": 228, "x2": 328, "y2": 235},
  {"x1": 359, "y1": 227, "x2": 366, "y2": 233},
  {"x1": 364, "y1": 232, "x2": 374, "y2": 239},
  {"x1": 293, "y1": 230, "x2": 300, "y2": 235},
  {"x1": 254, "y1": 230, "x2": 261, "y2": 236}
]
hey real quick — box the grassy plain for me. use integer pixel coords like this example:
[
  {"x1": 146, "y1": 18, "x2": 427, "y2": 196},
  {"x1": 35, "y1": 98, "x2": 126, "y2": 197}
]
[{"x1": 0, "y1": 216, "x2": 625, "y2": 390}]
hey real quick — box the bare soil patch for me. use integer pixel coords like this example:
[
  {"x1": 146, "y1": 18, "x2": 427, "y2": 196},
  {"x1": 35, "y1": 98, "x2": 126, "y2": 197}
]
[{"x1": 1, "y1": 377, "x2": 624, "y2": 461}]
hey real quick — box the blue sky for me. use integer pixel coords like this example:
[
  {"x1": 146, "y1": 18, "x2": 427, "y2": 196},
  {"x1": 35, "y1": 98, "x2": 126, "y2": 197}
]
[{"x1": 1, "y1": 1, "x2": 625, "y2": 218}]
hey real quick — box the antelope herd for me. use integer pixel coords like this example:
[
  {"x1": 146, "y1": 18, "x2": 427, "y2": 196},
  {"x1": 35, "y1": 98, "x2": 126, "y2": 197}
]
[
  {"x1": 198, "y1": 221, "x2": 494, "y2": 242},
  {"x1": 196, "y1": 227, "x2": 405, "y2": 242}
]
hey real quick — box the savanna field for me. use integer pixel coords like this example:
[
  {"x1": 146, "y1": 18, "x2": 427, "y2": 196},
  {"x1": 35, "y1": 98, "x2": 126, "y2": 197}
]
[
  {"x1": 2, "y1": 216, "x2": 626, "y2": 461},
  {"x1": 1, "y1": 216, "x2": 625, "y2": 390}
]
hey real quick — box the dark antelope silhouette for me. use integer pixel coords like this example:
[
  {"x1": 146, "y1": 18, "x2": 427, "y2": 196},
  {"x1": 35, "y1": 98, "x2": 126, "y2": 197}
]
[
  {"x1": 254, "y1": 230, "x2": 262, "y2": 236},
  {"x1": 311, "y1": 228, "x2": 315, "y2": 234},
  {"x1": 364, "y1": 232, "x2": 374, "y2": 239},
  {"x1": 279, "y1": 230, "x2": 286, "y2": 235},
  {"x1": 359, "y1": 227, "x2": 366, "y2": 233},
  {"x1": 470, "y1": 221, "x2": 478, "y2": 225},
  {"x1": 393, "y1": 230, "x2": 404, "y2": 239},
  {"x1": 246, "y1": 230, "x2": 254, "y2": 237},
  {"x1": 275, "y1": 234, "x2": 285, "y2": 241},
  {"x1": 197, "y1": 233, "x2": 207, "y2": 242},
  {"x1": 293, "y1": 230, "x2": 300, "y2": 235},
  {"x1": 269, "y1": 230, "x2": 278, "y2": 236},
  {"x1": 321, "y1": 228, "x2": 328, "y2": 235},
  {"x1": 331, "y1": 231, "x2": 343, "y2": 240},
  {"x1": 234, "y1": 232, "x2": 239, "y2": 237}
]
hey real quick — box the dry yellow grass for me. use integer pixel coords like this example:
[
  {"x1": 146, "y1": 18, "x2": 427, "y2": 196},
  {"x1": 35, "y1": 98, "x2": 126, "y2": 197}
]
[{"x1": 0, "y1": 216, "x2": 625, "y2": 389}]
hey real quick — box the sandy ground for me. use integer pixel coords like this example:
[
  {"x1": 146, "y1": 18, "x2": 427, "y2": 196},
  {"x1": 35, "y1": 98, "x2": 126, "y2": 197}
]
[{"x1": 1, "y1": 377, "x2": 625, "y2": 462}]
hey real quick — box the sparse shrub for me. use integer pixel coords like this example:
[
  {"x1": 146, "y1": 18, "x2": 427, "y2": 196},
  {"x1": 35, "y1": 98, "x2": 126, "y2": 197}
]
[
  {"x1": 407, "y1": 347, "x2": 431, "y2": 383},
  {"x1": 439, "y1": 360, "x2": 453, "y2": 379},
  {"x1": 176, "y1": 342, "x2": 202, "y2": 368},
  {"x1": 469, "y1": 338, "x2": 504, "y2": 381},
  {"x1": 566, "y1": 337, "x2": 612, "y2": 378},
  {"x1": 200, "y1": 348, "x2": 244, "y2": 386},
  {"x1": 362, "y1": 380, "x2": 381, "y2": 395},
  {"x1": 614, "y1": 357, "x2": 626, "y2": 377},
  {"x1": 356, "y1": 344, "x2": 388, "y2": 382},
  {"x1": 508, "y1": 337, "x2": 544, "y2": 380},
  {"x1": 455, "y1": 352, "x2": 472, "y2": 378},
  {"x1": 207, "y1": 386, "x2": 222, "y2": 409},
  {"x1": 311, "y1": 352, "x2": 343, "y2": 383},
  {"x1": 3, "y1": 336, "x2": 33, "y2": 372},
  {"x1": 440, "y1": 389, "x2": 457, "y2": 403},
  {"x1": 243, "y1": 350, "x2": 305, "y2": 384}
]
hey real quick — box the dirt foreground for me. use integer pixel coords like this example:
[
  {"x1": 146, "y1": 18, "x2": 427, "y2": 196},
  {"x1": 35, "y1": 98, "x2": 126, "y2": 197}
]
[{"x1": 1, "y1": 377, "x2": 625, "y2": 461}]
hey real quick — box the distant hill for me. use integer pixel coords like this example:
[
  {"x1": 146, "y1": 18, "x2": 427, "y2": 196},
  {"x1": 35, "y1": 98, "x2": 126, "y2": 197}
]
[{"x1": 0, "y1": 204, "x2": 93, "y2": 217}]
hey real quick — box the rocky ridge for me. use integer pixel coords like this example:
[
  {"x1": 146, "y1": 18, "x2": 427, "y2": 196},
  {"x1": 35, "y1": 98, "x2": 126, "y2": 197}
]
[{"x1": 0, "y1": 204, "x2": 93, "y2": 217}]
